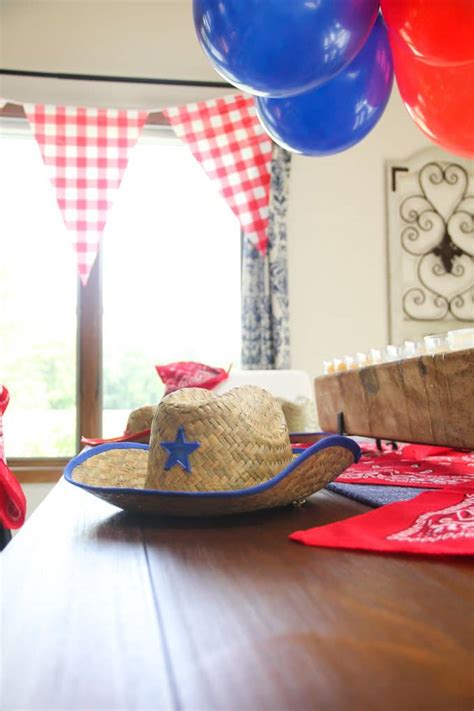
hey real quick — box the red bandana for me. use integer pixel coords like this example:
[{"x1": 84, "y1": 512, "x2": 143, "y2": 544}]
[
  {"x1": 290, "y1": 486, "x2": 474, "y2": 555},
  {"x1": 156, "y1": 362, "x2": 229, "y2": 395},
  {"x1": 0, "y1": 387, "x2": 26, "y2": 529},
  {"x1": 0, "y1": 460, "x2": 26, "y2": 530},
  {"x1": 335, "y1": 444, "x2": 474, "y2": 489}
]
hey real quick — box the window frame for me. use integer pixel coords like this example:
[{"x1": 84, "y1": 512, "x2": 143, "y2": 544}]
[{"x1": 1, "y1": 104, "x2": 170, "y2": 482}]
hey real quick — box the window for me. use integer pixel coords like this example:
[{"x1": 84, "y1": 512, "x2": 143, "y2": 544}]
[
  {"x1": 101, "y1": 125, "x2": 241, "y2": 436},
  {"x1": 0, "y1": 107, "x2": 241, "y2": 478},
  {"x1": 0, "y1": 119, "x2": 78, "y2": 459}
]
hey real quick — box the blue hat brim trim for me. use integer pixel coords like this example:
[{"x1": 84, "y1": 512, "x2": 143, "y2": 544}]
[{"x1": 64, "y1": 435, "x2": 361, "y2": 499}]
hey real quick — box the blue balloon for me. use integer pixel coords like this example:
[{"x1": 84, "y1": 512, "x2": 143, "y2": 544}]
[
  {"x1": 193, "y1": 0, "x2": 379, "y2": 97},
  {"x1": 255, "y1": 16, "x2": 393, "y2": 156}
]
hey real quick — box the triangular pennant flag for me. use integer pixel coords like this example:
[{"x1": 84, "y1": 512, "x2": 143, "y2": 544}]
[
  {"x1": 164, "y1": 94, "x2": 272, "y2": 254},
  {"x1": 24, "y1": 104, "x2": 148, "y2": 284}
]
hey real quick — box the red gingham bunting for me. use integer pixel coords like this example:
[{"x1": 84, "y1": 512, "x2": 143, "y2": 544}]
[
  {"x1": 24, "y1": 104, "x2": 148, "y2": 284},
  {"x1": 163, "y1": 95, "x2": 272, "y2": 253}
]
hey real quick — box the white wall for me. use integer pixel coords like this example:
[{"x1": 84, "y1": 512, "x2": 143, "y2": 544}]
[
  {"x1": 288, "y1": 91, "x2": 437, "y2": 378},
  {"x1": 21, "y1": 483, "x2": 54, "y2": 520},
  {"x1": 1, "y1": 0, "x2": 449, "y2": 382},
  {"x1": 0, "y1": 0, "x2": 230, "y2": 107}
]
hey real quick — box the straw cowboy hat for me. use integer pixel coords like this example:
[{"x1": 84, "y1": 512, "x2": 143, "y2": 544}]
[
  {"x1": 80, "y1": 405, "x2": 156, "y2": 446},
  {"x1": 65, "y1": 386, "x2": 360, "y2": 516}
]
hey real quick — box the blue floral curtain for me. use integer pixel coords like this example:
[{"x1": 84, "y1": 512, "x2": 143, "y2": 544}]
[{"x1": 241, "y1": 144, "x2": 291, "y2": 369}]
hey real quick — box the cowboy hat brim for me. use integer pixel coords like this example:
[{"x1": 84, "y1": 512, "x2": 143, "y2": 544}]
[{"x1": 64, "y1": 435, "x2": 360, "y2": 516}]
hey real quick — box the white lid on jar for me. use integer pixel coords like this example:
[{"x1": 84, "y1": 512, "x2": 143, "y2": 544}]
[
  {"x1": 424, "y1": 333, "x2": 449, "y2": 353},
  {"x1": 384, "y1": 344, "x2": 402, "y2": 362},
  {"x1": 447, "y1": 328, "x2": 474, "y2": 351},
  {"x1": 403, "y1": 340, "x2": 426, "y2": 357}
]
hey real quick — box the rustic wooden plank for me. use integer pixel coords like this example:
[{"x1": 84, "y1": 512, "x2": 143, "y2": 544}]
[
  {"x1": 440, "y1": 349, "x2": 474, "y2": 448},
  {"x1": 315, "y1": 348, "x2": 474, "y2": 447},
  {"x1": 314, "y1": 373, "x2": 343, "y2": 432},
  {"x1": 419, "y1": 355, "x2": 450, "y2": 445},
  {"x1": 338, "y1": 370, "x2": 371, "y2": 434},
  {"x1": 2, "y1": 480, "x2": 176, "y2": 711},
  {"x1": 398, "y1": 357, "x2": 435, "y2": 443},
  {"x1": 359, "y1": 362, "x2": 413, "y2": 442},
  {"x1": 142, "y1": 490, "x2": 474, "y2": 711},
  {"x1": 434, "y1": 353, "x2": 462, "y2": 448}
]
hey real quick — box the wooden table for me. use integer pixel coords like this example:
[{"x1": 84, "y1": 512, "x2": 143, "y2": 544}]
[{"x1": 3, "y1": 479, "x2": 473, "y2": 711}]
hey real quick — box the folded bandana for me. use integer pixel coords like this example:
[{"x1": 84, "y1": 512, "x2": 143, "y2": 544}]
[
  {"x1": 335, "y1": 445, "x2": 474, "y2": 490},
  {"x1": 290, "y1": 486, "x2": 474, "y2": 555},
  {"x1": 155, "y1": 361, "x2": 229, "y2": 395}
]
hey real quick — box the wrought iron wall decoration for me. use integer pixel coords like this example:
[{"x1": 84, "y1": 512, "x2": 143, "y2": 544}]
[{"x1": 386, "y1": 148, "x2": 473, "y2": 343}]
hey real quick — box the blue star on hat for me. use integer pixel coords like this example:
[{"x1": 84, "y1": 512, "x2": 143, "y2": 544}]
[{"x1": 160, "y1": 426, "x2": 200, "y2": 473}]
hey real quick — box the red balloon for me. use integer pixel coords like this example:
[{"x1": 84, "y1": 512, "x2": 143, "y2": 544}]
[
  {"x1": 381, "y1": 0, "x2": 474, "y2": 66},
  {"x1": 390, "y1": 33, "x2": 474, "y2": 158}
]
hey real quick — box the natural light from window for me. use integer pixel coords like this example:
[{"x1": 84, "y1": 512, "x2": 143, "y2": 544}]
[
  {"x1": 0, "y1": 121, "x2": 241, "y2": 455},
  {"x1": 0, "y1": 125, "x2": 77, "y2": 457},
  {"x1": 102, "y1": 126, "x2": 241, "y2": 437}
]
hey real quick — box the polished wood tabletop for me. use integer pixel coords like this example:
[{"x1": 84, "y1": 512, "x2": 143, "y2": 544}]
[{"x1": 2, "y1": 479, "x2": 473, "y2": 711}]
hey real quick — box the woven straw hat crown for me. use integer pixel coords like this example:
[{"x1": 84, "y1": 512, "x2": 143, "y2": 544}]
[{"x1": 145, "y1": 385, "x2": 294, "y2": 492}]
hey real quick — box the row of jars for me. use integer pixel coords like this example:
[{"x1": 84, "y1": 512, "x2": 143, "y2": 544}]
[{"x1": 323, "y1": 327, "x2": 474, "y2": 374}]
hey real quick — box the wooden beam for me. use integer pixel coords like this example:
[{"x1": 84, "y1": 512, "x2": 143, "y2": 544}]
[
  {"x1": 77, "y1": 254, "x2": 103, "y2": 448},
  {"x1": 9, "y1": 459, "x2": 67, "y2": 483}
]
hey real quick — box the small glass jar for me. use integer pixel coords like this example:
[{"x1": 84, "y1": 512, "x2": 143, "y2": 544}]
[
  {"x1": 403, "y1": 340, "x2": 426, "y2": 358},
  {"x1": 323, "y1": 359, "x2": 335, "y2": 375},
  {"x1": 344, "y1": 354, "x2": 358, "y2": 370},
  {"x1": 333, "y1": 357, "x2": 347, "y2": 372},
  {"x1": 384, "y1": 344, "x2": 402, "y2": 362},
  {"x1": 370, "y1": 347, "x2": 384, "y2": 365},
  {"x1": 424, "y1": 333, "x2": 449, "y2": 354},
  {"x1": 356, "y1": 351, "x2": 370, "y2": 368},
  {"x1": 447, "y1": 328, "x2": 474, "y2": 352}
]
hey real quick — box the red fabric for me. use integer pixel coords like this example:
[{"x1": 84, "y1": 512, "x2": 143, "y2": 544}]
[
  {"x1": 401, "y1": 444, "x2": 454, "y2": 460},
  {"x1": 0, "y1": 386, "x2": 10, "y2": 462},
  {"x1": 156, "y1": 362, "x2": 229, "y2": 395},
  {"x1": 24, "y1": 104, "x2": 148, "y2": 284},
  {"x1": 290, "y1": 487, "x2": 474, "y2": 555},
  {"x1": 335, "y1": 444, "x2": 474, "y2": 489},
  {"x1": 0, "y1": 459, "x2": 26, "y2": 529},
  {"x1": 0, "y1": 387, "x2": 27, "y2": 529},
  {"x1": 163, "y1": 95, "x2": 272, "y2": 254}
]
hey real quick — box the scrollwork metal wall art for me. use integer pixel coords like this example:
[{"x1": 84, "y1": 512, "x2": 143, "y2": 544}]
[{"x1": 398, "y1": 161, "x2": 473, "y2": 323}]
